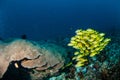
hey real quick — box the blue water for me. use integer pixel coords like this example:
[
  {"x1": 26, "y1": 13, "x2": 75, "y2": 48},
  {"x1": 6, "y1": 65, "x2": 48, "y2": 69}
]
[{"x1": 0, "y1": 0, "x2": 120, "y2": 40}]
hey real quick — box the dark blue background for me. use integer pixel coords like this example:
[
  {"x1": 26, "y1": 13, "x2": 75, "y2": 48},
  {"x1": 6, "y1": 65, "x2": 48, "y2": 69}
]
[{"x1": 0, "y1": 0, "x2": 120, "y2": 40}]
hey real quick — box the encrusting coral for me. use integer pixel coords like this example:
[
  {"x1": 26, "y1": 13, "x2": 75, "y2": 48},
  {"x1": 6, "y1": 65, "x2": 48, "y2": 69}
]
[
  {"x1": 0, "y1": 39, "x2": 68, "y2": 79},
  {"x1": 68, "y1": 28, "x2": 111, "y2": 67}
]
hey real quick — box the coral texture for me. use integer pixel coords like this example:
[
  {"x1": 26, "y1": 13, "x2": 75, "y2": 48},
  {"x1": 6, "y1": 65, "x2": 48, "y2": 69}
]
[{"x1": 0, "y1": 39, "x2": 67, "y2": 79}]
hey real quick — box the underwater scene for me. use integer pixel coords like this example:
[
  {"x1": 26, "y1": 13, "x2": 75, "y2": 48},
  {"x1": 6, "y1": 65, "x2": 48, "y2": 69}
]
[{"x1": 0, "y1": 0, "x2": 120, "y2": 80}]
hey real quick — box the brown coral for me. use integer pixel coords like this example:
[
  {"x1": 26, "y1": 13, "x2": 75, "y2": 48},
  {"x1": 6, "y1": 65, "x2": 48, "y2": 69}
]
[{"x1": 0, "y1": 39, "x2": 67, "y2": 79}]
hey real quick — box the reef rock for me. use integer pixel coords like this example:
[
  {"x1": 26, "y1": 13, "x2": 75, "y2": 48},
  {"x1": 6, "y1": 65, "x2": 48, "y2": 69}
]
[{"x1": 0, "y1": 39, "x2": 67, "y2": 79}]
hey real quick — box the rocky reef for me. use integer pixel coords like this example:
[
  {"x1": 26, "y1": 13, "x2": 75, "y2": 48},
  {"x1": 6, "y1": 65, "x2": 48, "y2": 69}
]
[
  {"x1": 0, "y1": 30, "x2": 120, "y2": 80},
  {"x1": 0, "y1": 39, "x2": 68, "y2": 80}
]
